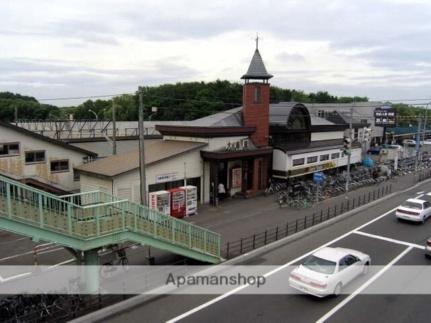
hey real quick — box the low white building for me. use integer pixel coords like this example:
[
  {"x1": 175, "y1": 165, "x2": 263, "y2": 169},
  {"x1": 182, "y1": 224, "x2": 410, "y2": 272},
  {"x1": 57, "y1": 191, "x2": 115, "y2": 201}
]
[
  {"x1": 76, "y1": 139, "x2": 205, "y2": 202},
  {"x1": 0, "y1": 121, "x2": 97, "y2": 193},
  {"x1": 75, "y1": 129, "x2": 267, "y2": 204},
  {"x1": 270, "y1": 103, "x2": 362, "y2": 179}
]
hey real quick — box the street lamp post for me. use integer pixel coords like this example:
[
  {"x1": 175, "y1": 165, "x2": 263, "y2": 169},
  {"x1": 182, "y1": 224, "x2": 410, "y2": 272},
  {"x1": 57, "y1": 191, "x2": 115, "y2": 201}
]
[
  {"x1": 148, "y1": 107, "x2": 158, "y2": 121},
  {"x1": 88, "y1": 109, "x2": 98, "y2": 120}
]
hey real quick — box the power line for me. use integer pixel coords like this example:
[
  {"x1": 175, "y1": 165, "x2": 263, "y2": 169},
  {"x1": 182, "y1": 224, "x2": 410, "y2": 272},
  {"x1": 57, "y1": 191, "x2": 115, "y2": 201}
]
[{"x1": 37, "y1": 90, "x2": 431, "y2": 106}]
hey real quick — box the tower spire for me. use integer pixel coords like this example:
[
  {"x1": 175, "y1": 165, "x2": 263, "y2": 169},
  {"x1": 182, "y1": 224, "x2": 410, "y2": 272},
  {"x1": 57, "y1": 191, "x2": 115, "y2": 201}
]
[{"x1": 241, "y1": 37, "x2": 273, "y2": 80}]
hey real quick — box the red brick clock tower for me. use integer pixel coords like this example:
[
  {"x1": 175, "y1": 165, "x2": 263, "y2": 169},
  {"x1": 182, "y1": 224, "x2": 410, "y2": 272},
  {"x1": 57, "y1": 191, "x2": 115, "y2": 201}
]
[{"x1": 241, "y1": 39, "x2": 273, "y2": 147}]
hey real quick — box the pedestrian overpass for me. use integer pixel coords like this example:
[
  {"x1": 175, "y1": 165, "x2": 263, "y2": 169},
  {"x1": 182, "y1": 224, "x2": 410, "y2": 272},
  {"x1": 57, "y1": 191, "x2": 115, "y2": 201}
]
[{"x1": 0, "y1": 175, "x2": 222, "y2": 265}]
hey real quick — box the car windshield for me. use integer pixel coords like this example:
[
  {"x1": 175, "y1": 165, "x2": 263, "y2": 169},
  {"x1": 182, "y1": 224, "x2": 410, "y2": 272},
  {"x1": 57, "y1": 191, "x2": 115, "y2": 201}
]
[
  {"x1": 401, "y1": 201, "x2": 423, "y2": 210},
  {"x1": 303, "y1": 255, "x2": 336, "y2": 274}
]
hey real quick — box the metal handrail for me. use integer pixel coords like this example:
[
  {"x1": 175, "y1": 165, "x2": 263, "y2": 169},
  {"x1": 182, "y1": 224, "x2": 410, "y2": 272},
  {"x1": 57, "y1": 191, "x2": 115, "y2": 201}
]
[{"x1": 0, "y1": 176, "x2": 221, "y2": 258}]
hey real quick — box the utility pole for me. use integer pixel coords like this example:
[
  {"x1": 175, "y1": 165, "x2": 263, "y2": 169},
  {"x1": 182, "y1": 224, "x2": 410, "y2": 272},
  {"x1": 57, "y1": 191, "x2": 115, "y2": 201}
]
[
  {"x1": 415, "y1": 117, "x2": 422, "y2": 172},
  {"x1": 345, "y1": 100, "x2": 354, "y2": 195},
  {"x1": 112, "y1": 100, "x2": 117, "y2": 155},
  {"x1": 138, "y1": 87, "x2": 147, "y2": 205},
  {"x1": 14, "y1": 105, "x2": 18, "y2": 125},
  {"x1": 422, "y1": 102, "x2": 431, "y2": 143}
]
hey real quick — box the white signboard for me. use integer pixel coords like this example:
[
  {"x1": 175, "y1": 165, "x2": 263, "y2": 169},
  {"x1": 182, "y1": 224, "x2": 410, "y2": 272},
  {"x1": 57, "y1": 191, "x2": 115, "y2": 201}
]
[{"x1": 156, "y1": 172, "x2": 178, "y2": 183}]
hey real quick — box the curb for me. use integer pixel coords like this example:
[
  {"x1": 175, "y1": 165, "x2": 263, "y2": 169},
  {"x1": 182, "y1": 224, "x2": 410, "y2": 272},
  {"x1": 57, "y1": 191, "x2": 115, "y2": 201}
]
[{"x1": 71, "y1": 176, "x2": 431, "y2": 323}]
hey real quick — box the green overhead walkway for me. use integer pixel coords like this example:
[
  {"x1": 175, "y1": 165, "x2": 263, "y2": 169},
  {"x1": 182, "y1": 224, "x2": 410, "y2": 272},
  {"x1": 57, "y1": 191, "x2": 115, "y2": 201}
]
[{"x1": 0, "y1": 175, "x2": 222, "y2": 264}]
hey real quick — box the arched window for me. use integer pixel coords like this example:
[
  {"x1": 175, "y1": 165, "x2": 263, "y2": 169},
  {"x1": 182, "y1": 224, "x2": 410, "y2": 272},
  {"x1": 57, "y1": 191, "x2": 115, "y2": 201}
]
[{"x1": 287, "y1": 107, "x2": 308, "y2": 129}]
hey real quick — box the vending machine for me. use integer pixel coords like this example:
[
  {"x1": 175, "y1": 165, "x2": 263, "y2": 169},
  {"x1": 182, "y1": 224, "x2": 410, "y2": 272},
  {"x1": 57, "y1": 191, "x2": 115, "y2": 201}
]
[
  {"x1": 181, "y1": 185, "x2": 198, "y2": 216},
  {"x1": 149, "y1": 190, "x2": 171, "y2": 216},
  {"x1": 168, "y1": 187, "x2": 186, "y2": 218}
]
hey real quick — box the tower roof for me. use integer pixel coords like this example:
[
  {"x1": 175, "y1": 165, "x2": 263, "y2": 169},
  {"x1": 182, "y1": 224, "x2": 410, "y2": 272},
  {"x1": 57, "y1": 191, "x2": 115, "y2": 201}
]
[{"x1": 241, "y1": 48, "x2": 273, "y2": 80}]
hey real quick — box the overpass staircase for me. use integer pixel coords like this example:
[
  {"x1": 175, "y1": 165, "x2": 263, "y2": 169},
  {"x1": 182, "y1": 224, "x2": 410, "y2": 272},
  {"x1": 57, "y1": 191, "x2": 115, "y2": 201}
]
[{"x1": 0, "y1": 176, "x2": 222, "y2": 264}]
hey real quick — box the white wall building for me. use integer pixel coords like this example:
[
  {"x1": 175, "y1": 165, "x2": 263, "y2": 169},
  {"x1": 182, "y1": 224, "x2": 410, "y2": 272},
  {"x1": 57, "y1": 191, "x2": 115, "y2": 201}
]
[{"x1": 0, "y1": 121, "x2": 97, "y2": 193}]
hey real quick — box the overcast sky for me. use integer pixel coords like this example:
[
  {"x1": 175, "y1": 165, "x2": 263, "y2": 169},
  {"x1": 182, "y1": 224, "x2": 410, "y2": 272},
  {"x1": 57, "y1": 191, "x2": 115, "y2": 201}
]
[{"x1": 1, "y1": 0, "x2": 431, "y2": 106}]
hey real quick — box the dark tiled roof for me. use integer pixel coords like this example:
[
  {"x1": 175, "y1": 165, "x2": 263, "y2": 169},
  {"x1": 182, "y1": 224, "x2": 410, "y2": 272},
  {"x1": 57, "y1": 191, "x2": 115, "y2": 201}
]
[{"x1": 241, "y1": 49, "x2": 273, "y2": 80}]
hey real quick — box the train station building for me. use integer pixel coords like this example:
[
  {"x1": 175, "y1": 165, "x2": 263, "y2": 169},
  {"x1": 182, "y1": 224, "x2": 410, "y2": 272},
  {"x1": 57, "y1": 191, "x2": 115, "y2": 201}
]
[{"x1": 75, "y1": 45, "x2": 363, "y2": 205}]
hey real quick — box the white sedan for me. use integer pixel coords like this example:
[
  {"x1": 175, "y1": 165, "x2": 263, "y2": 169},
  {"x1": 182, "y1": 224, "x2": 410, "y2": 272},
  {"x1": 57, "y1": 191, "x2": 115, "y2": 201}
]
[
  {"x1": 395, "y1": 198, "x2": 431, "y2": 223},
  {"x1": 289, "y1": 247, "x2": 371, "y2": 298}
]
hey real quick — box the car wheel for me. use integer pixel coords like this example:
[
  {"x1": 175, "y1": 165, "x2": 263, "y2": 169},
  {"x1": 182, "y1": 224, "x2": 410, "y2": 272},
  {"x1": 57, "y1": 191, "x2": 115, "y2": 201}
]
[
  {"x1": 333, "y1": 283, "x2": 342, "y2": 297},
  {"x1": 362, "y1": 261, "x2": 370, "y2": 275}
]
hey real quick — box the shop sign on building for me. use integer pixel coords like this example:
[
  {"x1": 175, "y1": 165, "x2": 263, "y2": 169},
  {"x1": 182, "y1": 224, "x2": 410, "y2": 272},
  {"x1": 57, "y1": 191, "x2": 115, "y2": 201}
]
[
  {"x1": 374, "y1": 107, "x2": 396, "y2": 127},
  {"x1": 155, "y1": 172, "x2": 178, "y2": 183},
  {"x1": 288, "y1": 161, "x2": 337, "y2": 178}
]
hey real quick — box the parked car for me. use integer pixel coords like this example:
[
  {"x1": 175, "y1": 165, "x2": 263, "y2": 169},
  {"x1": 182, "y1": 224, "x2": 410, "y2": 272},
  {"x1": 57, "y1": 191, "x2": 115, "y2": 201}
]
[
  {"x1": 425, "y1": 237, "x2": 431, "y2": 258},
  {"x1": 395, "y1": 198, "x2": 431, "y2": 223},
  {"x1": 403, "y1": 139, "x2": 416, "y2": 145},
  {"x1": 289, "y1": 247, "x2": 371, "y2": 297}
]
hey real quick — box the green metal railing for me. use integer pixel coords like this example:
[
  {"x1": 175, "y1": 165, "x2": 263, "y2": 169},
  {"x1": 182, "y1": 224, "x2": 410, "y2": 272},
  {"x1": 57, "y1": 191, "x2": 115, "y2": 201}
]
[{"x1": 0, "y1": 176, "x2": 221, "y2": 262}]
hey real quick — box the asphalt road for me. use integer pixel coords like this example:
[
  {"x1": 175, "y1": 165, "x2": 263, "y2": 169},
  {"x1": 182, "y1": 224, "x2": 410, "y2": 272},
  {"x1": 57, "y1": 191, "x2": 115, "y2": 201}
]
[{"x1": 106, "y1": 179, "x2": 431, "y2": 323}]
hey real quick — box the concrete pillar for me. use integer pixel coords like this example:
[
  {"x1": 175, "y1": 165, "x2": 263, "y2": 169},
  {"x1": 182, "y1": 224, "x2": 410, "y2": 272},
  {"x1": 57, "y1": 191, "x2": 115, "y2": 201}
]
[
  {"x1": 252, "y1": 158, "x2": 260, "y2": 192},
  {"x1": 82, "y1": 249, "x2": 99, "y2": 294}
]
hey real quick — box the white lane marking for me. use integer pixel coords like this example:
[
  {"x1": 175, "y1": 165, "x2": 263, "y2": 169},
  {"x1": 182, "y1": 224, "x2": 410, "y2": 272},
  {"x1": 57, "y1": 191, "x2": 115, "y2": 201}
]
[
  {"x1": 166, "y1": 207, "x2": 398, "y2": 323},
  {"x1": 35, "y1": 242, "x2": 54, "y2": 248},
  {"x1": 0, "y1": 247, "x2": 64, "y2": 262},
  {"x1": 316, "y1": 246, "x2": 414, "y2": 323},
  {"x1": 0, "y1": 237, "x2": 28, "y2": 245},
  {"x1": 417, "y1": 191, "x2": 424, "y2": 195},
  {"x1": 0, "y1": 258, "x2": 76, "y2": 283},
  {"x1": 353, "y1": 231, "x2": 425, "y2": 250},
  {"x1": 1, "y1": 272, "x2": 32, "y2": 282},
  {"x1": 48, "y1": 258, "x2": 75, "y2": 268}
]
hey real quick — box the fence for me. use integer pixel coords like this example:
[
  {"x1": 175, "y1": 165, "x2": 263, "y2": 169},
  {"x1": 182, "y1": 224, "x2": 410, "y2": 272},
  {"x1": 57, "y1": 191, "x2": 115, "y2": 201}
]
[
  {"x1": 223, "y1": 183, "x2": 393, "y2": 259},
  {"x1": 418, "y1": 169, "x2": 431, "y2": 182}
]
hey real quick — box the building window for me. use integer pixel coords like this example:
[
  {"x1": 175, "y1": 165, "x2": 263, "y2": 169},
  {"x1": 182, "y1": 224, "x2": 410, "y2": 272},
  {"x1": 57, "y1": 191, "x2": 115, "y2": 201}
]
[
  {"x1": 25, "y1": 151, "x2": 45, "y2": 164},
  {"x1": 307, "y1": 156, "x2": 318, "y2": 164},
  {"x1": 292, "y1": 158, "x2": 305, "y2": 166},
  {"x1": 50, "y1": 160, "x2": 69, "y2": 173},
  {"x1": 331, "y1": 153, "x2": 340, "y2": 159},
  {"x1": 254, "y1": 85, "x2": 261, "y2": 103},
  {"x1": 320, "y1": 154, "x2": 329, "y2": 161},
  {"x1": 0, "y1": 143, "x2": 19, "y2": 156},
  {"x1": 73, "y1": 170, "x2": 80, "y2": 181}
]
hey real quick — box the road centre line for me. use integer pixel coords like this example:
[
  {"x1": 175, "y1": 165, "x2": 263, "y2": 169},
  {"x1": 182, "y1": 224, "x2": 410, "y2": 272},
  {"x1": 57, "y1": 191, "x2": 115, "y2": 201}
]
[
  {"x1": 315, "y1": 246, "x2": 414, "y2": 323},
  {"x1": 353, "y1": 230, "x2": 425, "y2": 249},
  {"x1": 0, "y1": 246, "x2": 64, "y2": 263},
  {"x1": 166, "y1": 207, "x2": 398, "y2": 323}
]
